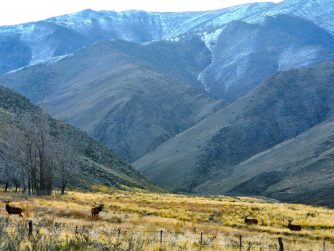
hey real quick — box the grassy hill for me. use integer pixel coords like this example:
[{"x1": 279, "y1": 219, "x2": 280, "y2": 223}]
[
  {"x1": 134, "y1": 61, "x2": 334, "y2": 205},
  {"x1": 0, "y1": 85, "x2": 158, "y2": 191},
  {"x1": 0, "y1": 189, "x2": 334, "y2": 250}
]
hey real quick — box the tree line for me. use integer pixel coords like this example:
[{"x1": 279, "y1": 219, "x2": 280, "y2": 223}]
[{"x1": 0, "y1": 106, "x2": 78, "y2": 196}]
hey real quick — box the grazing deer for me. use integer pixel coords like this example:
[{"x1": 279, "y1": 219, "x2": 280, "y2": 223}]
[
  {"x1": 286, "y1": 217, "x2": 302, "y2": 231},
  {"x1": 4, "y1": 201, "x2": 24, "y2": 217},
  {"x1": 91, "y1": 204, "x2": 104, "y2": 221},
  {"x1": 243, "y1": 213, "x2": 258, "y2": 225}
]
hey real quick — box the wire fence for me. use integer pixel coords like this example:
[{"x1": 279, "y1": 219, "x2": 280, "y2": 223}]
[{"x1": 0, "y1": 220, "x2": 333, "y2": 250}]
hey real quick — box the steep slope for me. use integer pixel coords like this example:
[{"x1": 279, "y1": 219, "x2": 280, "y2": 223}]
[
  {"x1": 199, "y1": 15, "x2": 334, "y2": 101},
  {"x1": 0, "y1": 33, "x2": 32, "y2": 73},
  {"x1": 263, "y1": 0, "x2": 334, "y2": 35},
  {"x1": 0, "y1": 38, "x2": 223, "y2": 161},
  {"x1": 134, "y1": 61, "x2": 334, "y2": 204},
  {"x1": 0, "y1": 85, "x2": 158, "y2": 191},
  {"x1": 197, "y1": 118, "x2": 334, "y2": 207}
]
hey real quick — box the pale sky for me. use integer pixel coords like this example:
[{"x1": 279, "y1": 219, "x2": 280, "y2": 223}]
[{"x1": 0, "y1": 0, "x2": 283, "y2": 26}]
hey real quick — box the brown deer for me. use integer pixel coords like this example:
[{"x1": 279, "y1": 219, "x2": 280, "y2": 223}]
[
  {"x1": 286, "y1": 217, "x2": 302, "y2": 231},
  {"x1": 243, "y1": 213, "x2": 258, "y2": 225},
  {"x1": 91, "y1": 204, "x2": 104, "y2": 221},
  {"x1": 4, "y1": 201, "x2": 24, "y2": 217}
]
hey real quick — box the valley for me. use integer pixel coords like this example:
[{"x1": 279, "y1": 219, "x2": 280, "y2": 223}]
[
  {"x1": 0, "y1": 0, "x2": 334, "y2": 206},
  {"x1": 1, "y1": 0, "x2": 334, "y2": 249},
  {"x1": 134, "y1": 61, "x2": 334, "y2": 204},
  {"x1": 1, "y1": 0, "x2": 334, "y2": 218}
]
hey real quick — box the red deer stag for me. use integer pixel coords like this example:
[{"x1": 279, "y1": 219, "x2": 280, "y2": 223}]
[
  {"x1": 243, "y1": 213, "x2": 258, "y2": 225},
  {"x1": 286, "y1": 217, "x2": 302, "y2": 231},
  {"x1": 4, "y1": 201, "x2": 24, "y2": 217},
  {"x1": 91, "y1": 204, "x2": 104, "y2": 221}
]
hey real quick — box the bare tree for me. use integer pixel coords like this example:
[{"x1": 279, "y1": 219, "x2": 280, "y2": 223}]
[
  {"x1": 0, "y1": 125, "x2": 21, "y2": 192},
  {"x1": 20, "y1": 105, "x2": 55, "y2": 196},
  {"x1": 55, "y1": 117, "x2": 77, "y2": 195},
  {"x1": 35, "y1": 105, "x2": 54, "y2": 195},
  {"x1": 0, "y1": 149, "x2": 13, "y2": 191},
  {"x1": 22, "y1": 121, "x2": 38, "y2": 195},
  {"x1": 1, "y1": 104, "x2": 78, "y2": 196}
]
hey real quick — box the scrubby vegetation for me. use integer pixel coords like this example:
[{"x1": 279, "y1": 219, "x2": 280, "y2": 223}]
[
  {"x1": 0, "y1": 85, "x2": 158, "y2": 194},
  {"x1": 0, "y1": 188, "x2": 333, "y2": 250}
]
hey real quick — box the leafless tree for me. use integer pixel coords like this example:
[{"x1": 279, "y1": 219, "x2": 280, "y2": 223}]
[
  {"x1": 1, "y1": 104, "x2": 78, "y2": 196},
  {"x1": 22, "y1": 120, "x2": 38, "y2": 195},
  {"x1": 0, "y1": 122, "x2": 22, "y2": 192},
  {"x1": 35, "y1": 105, "x2": 54, "y2": 195},
  {"x1": 20, "y1": 105, "x2": 55, "y2": 196},
  {"x1": 55, "y1": 117, "x2": 77, "y2": 195}
]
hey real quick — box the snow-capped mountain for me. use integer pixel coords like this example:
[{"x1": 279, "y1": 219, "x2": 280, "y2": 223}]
[
  {"x1": 1, "y1": 0, "x2": 333, "y2": 75},
  {"x1": 1, "y1": 0, "x2": 334, "y2": 100},
  {"x1": 2, "y1": 0, "x2": 334, "y2": 204}
]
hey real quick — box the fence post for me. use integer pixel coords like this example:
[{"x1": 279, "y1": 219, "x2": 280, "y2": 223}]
[
  {"x1": 160, "y1": 230, "x2": 163, "y2": 246},
  {"x1": 239, "y1": 235, "x2": 242, "y2": 251},
  {"x1": 278, "y1": 237, "x2": 284, "y2": 251},
  {"x1": 323, "y1": 241, "x2": 326, "y2": 251},
  {"x1": 117, "y1": 228, "x2": 121, "y2": 243},
  {"x1": 200, "y1": 232, "x2": 203, "y2": 246},
  {"x1": 28, "y1": 220, "x2": 33, "y2": 236}
]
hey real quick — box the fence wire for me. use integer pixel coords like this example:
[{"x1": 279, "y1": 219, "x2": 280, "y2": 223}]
[{"x1": 0, "y1": 221, "x2": 332, "y2": 250}]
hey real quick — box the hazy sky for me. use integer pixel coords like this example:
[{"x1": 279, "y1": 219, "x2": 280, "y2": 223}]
[{"x1": 0, "y1": 0, "x2": 283, "y2": 26}]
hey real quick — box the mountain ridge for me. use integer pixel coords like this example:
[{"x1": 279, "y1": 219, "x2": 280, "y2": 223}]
[
  {"x1": 1, "y1": 0, "x2": 333, "y2": 74},
  {"x1": 1, "y1": 0, "x2": 334, "y2": 206},
  {"x1": 0, "y1": 38, "x2": 224, "y2": 161},
  {"x1": 134, "y1": 61, "x2": 334, "y2": 206}
]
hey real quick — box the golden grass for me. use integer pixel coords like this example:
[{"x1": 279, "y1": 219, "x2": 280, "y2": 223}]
[{"x1": 0, "y1": 188, "x2": 333, "y2": 250}]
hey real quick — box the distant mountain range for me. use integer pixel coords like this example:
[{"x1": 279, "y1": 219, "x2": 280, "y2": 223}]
[
  {"x1": 1, "y1": 0, "x2": 334, "y2": 101},
  {"x1": 1, "y1": 0, "x2": 334, "y2": 206}
]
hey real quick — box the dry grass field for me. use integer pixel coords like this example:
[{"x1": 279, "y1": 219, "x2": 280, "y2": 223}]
[{"x1": 0, "y1": 187, "x2": 333, "y2": 250}]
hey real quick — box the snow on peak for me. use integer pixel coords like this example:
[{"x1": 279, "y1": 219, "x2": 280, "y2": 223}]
[
  {"x1": 5, "y1": 54, "x2": 71, "y2": 75},
  {"x1": 200, "y1": 28, "x2": 224, "y2": 51}
]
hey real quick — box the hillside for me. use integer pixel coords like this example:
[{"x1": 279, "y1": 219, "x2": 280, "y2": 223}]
[
  {"x1": 1, "y1": 189, "x2": 334, "y2": 250},
  {"x1": 134, "y1": 61, "x2": 334, "y2": 205},
  {"x1": 198, "y1": 118, "x2": 334, "y2": 207},
  {"x1": 0, "y1": 85, "x2": 157, "y2": 191},
  {"x1": 199, "y1": 15, "x2": 334, "y2": 101},
  {"x1": 4, "y1": 13, "x2": 334, "y2": 159},
  {"x1": 1, "y1": 0, "x2": 333, "y2": 101},
  {"x1": 0, "y1": 39, "x2": 223, "y2": 161}
]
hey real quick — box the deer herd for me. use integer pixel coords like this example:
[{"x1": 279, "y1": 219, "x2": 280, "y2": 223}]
[{"x1": 2, "y1": 200, "x2": 303, "y2": 231}]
